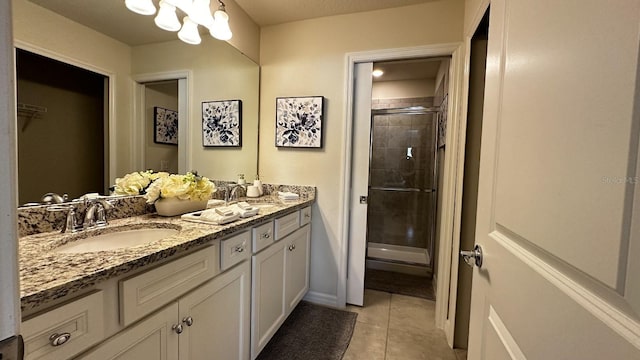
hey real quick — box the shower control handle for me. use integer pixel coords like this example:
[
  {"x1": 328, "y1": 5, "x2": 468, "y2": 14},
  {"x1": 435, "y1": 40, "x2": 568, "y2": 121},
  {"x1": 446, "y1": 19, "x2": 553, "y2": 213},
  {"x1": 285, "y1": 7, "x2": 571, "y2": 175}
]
[{"x1": 460, "y1": 244, "x2": 483, "y2": 268}]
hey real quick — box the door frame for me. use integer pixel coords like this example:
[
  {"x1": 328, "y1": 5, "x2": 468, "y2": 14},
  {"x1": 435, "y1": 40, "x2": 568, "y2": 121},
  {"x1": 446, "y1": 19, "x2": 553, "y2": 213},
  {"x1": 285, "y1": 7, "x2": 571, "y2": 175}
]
[
  {"x1": 13, "y1": 40, "x2": 116, "y2": 193},
  {"x1": 339, "y1": 43, "x2": 464, "y2": 335},
  {"x1": 132, "y1": 71, "x2": 192, "y2": 174},
  {"x1": 440, "y1": 0, "x2": 492, "y2": 348}
]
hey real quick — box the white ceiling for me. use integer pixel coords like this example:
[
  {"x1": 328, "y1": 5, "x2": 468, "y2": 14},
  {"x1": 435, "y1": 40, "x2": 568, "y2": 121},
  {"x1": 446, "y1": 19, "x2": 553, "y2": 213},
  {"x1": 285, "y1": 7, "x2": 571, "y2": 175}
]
[
  {"x1": 28, "y1": 0, "x2": 437, "y2": 46},
  {"x1": 233, "y1": 0, "x2": 437, "y2": 26},
  {"x1": 372, "y1": 58, "x2": 445, "y2": 82}
]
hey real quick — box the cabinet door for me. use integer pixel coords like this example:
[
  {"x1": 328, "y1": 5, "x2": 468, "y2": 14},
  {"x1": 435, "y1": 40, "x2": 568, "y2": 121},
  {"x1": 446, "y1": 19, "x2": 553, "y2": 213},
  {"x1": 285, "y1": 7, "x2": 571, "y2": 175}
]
[
  {"x1": 284, "y1": 225, "x2": 310, "y2": 314},
  {"x1": 78, "y1": 303, "x2": 179, "y2": 360},
  {"x1": 250, "y1": 240, "x2": 286, "y2": 359},
  {"x1": 178, "y1": 261, "x2": 251, "y2": 360}
]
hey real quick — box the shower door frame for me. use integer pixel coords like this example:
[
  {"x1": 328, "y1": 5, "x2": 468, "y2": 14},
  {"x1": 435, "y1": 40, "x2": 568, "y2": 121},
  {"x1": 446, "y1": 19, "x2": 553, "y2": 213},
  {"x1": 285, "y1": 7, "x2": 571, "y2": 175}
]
[{"x1": 367, "y1": 106, "x2": 441, "y2": 270}]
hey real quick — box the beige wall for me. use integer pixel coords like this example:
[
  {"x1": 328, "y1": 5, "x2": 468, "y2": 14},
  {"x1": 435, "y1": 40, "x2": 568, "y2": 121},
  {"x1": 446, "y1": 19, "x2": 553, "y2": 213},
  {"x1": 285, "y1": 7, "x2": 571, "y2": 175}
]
[
  {"x1": 145, "y1": 81, "x2": 179, "y2": 174},
  {"x1": 224, "y1": 0, "x2": 261, "y2": 63},
  {"x1": 132, "y1": 38, "x2": 259, "y2": 181},
  {"x1": 372, "y1": 79, "x2": 435, "y2": 99},
  {"x1": 12, "y1": 0, "x2": 132, "y2": 183},
  {"x1": 259, "y1": 0, "x2": 464, "y2": 300}
]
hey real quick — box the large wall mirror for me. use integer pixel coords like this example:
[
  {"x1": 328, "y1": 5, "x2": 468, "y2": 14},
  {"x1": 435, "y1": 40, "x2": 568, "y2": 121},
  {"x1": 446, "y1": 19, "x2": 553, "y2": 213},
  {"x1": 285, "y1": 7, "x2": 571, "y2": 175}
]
[{"x1": 14, "y1": 0, "x2": 259, "y2": 205}]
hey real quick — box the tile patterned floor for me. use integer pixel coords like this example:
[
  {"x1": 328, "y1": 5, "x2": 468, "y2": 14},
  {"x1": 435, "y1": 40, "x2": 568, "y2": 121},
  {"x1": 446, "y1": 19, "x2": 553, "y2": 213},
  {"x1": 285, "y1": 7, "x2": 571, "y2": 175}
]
[{"x1": 344, "y1": 289, "x2": 467, "y2": 360}]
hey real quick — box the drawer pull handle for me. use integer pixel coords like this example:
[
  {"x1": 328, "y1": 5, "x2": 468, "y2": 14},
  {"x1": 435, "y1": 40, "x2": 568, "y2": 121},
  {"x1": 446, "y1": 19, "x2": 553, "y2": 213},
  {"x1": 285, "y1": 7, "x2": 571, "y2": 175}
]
[
  {"x1": 172, "y1": 324, "x2": 184, "y2": 334},
  {"x1": 183, "y1": 316, "x2": 194, "y2": 327},
  {"x1": 234, "y1": 245, "x2": 245, "y2": 253},
  {"x1": 49, "y1": 333, "x2": 71, "y2": 347}
]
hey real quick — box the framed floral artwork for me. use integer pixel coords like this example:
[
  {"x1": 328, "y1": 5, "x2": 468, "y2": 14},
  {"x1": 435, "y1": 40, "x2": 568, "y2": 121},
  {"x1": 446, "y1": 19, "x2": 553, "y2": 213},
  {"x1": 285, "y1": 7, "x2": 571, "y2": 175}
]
[
  {"x1": 202, "y1": 99, "x2": 242, "y2": 147},
  {"x1": 153, "y1": 107, "x2": 178, "y2": 145},
  {"x1": 275, "y1": 96, "x2": 324, "y2": 148}
]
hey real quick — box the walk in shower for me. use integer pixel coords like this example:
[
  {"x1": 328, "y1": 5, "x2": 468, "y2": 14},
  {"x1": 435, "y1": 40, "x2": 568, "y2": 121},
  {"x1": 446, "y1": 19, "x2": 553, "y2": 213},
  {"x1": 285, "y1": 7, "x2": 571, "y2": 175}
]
[{"x1": 366, "y1": 106, "x2": 439, "y2": 274}]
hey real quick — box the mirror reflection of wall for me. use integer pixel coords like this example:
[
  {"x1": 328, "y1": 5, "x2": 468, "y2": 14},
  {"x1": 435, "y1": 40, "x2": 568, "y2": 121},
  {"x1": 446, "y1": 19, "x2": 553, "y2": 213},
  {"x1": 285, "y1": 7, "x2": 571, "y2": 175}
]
[
  {"x1": 16, "y1": 48, "x2": 108, "y2": 204},
  {"x1": 144, "y1": 80, "x2": 178, "y2": 173}
]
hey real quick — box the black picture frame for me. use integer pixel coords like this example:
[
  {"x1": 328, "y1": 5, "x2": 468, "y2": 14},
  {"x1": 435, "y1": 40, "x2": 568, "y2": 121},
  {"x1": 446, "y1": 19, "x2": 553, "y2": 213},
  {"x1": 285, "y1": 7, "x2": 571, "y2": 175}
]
[
  {"x1": 275, "y1": 96, "x2": 324, "y2": 148},
  {"x1": 202, "y1": 99, "x2": 243, "y2": 147},
  {"x1": 153, "y1": 106, "x2": 178, "y2": 145}
]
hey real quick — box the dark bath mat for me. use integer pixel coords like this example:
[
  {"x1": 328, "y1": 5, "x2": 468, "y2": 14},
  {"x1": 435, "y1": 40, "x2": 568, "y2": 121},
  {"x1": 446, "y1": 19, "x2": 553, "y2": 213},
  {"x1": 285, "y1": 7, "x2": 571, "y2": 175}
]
[
  {"x1": 365, "y1": 268, "x2": 436, "y2": 300},
  {"x1": 256, "y1": 301, "x2": 358, "y2": 360}
]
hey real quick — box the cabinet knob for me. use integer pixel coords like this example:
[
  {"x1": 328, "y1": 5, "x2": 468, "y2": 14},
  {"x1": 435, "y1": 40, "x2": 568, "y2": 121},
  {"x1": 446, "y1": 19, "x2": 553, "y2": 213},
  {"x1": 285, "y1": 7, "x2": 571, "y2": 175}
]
[
  {"x1": 262, "y1": 233, "x2": 271, "y2": 239},
  {"x1": 304, "y1": 214, "x2": 310, "y2": 218},
  {"x1": 172, "y1": 324, "x2": 184, "y2": 334},
  {"x1": 288, "y1": 244, "x2": 296, "y2": 251},
  {"x1": 49, "y1": 333, "x2": 71, "y2": 347},
  {"x1": 234, "y1": 245, "x2": 245, "y2": 253},
  {"x1": 182, "y1": 316, "x2": 194, "y2": 326}
]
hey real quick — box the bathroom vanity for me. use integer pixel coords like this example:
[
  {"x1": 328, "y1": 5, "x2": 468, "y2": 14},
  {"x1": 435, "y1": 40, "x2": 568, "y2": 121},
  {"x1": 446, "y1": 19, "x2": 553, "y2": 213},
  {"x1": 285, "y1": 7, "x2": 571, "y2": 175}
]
[{"x1": 17, "y1": 189, "x2": 314, "y2": 360}]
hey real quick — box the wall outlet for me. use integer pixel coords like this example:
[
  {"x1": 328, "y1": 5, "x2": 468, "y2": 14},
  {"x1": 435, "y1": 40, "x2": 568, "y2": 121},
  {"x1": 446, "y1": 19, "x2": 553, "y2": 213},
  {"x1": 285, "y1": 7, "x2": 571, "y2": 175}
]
[{"x1": 160, "y1": 160, "x2": 169, "y2": 171}]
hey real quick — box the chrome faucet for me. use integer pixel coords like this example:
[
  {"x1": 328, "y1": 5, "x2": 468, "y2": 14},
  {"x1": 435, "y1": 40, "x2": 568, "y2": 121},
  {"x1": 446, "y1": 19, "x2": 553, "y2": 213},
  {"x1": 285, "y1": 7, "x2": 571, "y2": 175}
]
[
  {"x1": 47, "y1": 198, "x2": 114, "y2": 233},
  {"x1": 225, "y1": 184, "x2": 246, "y2": 205},
  {"x1": 83, "y1": 199, "x2": 114, "y2": 229}
]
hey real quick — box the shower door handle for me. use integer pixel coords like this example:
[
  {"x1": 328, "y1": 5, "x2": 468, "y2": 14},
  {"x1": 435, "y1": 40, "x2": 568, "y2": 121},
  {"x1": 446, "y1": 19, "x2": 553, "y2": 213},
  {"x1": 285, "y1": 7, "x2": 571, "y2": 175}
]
[
  {"x1": 460, "y1": 244, "x2": 483, "y2": 268},
  {"x1": 359, "y1": 196, "x2": 368, "y2": 204}
]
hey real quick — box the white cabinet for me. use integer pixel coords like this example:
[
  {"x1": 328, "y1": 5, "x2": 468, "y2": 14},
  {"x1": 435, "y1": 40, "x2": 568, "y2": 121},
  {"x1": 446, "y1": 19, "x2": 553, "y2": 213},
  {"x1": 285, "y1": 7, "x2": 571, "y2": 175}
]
[
  {"x1": 251, "y1": 239, "x2": 286, "y2": 358},
  {"x1": 284, "y1": 225, "x2": 311, "y2": 314},
  {"x1": 80, "y1": 261, "x2": 251, "y2": 360},
  {"x1": 251, "y1": 210, "x2": 311, "y2": 360},
  {"x1": 179, "y1": 260, "x2": 251, "y2": 360},
  {"x1": 77, "y1": 303, "x2": 178, "y2": 360}
]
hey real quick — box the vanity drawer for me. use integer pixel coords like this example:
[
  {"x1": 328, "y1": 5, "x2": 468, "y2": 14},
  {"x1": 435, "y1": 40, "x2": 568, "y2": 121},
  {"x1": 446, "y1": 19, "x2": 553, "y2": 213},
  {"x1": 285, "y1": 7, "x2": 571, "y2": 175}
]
[
  {"x1": 252, "y1": 221, "x2": 274, "y2": 253},
  {"x1": 300, "y1": 206, "x2": 312, "y2": 226},
  {"x1": 22, "y1": 291, "x2": 104, "y2": 360},
  {"x1": 221, "y1": 230, "x2": 251, "y2": 271},
  {"x1": 120, "y1": 245, "x2": 219, "y2": 326},
  {"x1": 275, "y1": 211, "x2": 300, "y2": 240}
]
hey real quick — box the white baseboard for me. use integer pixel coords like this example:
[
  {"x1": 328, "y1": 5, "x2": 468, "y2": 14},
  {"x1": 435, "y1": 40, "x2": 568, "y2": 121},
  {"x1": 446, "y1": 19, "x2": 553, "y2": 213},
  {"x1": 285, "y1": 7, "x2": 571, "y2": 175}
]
[{"x1": 303, "y1": 291, "x2": 339, "y2": 308}]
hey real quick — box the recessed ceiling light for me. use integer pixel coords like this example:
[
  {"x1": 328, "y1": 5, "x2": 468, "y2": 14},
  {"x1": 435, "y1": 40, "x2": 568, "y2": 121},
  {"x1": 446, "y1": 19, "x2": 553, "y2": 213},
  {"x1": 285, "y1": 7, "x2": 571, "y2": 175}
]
[{"x1": 372, "y1": 69, "x2": 384, "y2": 77}]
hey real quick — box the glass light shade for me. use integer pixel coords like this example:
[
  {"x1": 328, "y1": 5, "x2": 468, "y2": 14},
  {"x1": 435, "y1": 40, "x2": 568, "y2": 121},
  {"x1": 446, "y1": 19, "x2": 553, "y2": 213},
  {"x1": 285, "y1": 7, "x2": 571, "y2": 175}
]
[
  {"x1": 154, "y1": 1, "x2": 181, "y2": 32},
  {"x1": 189, "y1": 0, "x2": 214, "y2": 26},
  {"x1": 125, "y1": 0, "x2": 156, "y2": 15},
  {"x1": 209, "y1": 9, "x2": 232, "y2": 40},
  {"x1": 163, "y1": 0, "x2": 191, "y2": 13},
  {"x1": 178, "y1": 17, "x2": 202, "y2": 45}
]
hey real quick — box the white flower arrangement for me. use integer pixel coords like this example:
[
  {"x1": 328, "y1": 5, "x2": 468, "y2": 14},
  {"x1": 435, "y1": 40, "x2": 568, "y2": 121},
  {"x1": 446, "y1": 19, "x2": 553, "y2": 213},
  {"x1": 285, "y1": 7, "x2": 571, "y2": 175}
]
[{"x1": 112, "y1": 170, "x2": 216, "y2": 204}]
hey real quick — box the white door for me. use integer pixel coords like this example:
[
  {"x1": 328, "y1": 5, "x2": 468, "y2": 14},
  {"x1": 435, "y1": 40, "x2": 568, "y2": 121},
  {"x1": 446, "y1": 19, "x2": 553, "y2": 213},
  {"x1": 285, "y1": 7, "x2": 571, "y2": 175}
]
[
  {"x1": 467, "y1": 0, "x2": 640, "y2": 358},
  {"x1": 347, "y1": 62, "x2": 373, "y2": 306}
]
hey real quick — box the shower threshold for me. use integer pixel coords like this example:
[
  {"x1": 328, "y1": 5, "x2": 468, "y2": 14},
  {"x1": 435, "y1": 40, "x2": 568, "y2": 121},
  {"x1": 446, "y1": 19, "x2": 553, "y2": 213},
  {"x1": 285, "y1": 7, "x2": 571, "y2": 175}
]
[{"x1": 367, "y1": 242, "x2": 430, "y2": 266}]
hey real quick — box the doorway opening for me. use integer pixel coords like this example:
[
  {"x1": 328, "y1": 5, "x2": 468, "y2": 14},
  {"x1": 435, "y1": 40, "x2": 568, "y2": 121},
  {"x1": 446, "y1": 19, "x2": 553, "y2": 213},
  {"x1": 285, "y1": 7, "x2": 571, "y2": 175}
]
[
  {"x1": 143, "y1": 80, "x2": 179, "y2": 173},
  {"x1": 15, "y1": 48, "x2": 108, "y2": 204},
  {"x1": 363, "y1": 58, "x2": 450, "y2": 301}
]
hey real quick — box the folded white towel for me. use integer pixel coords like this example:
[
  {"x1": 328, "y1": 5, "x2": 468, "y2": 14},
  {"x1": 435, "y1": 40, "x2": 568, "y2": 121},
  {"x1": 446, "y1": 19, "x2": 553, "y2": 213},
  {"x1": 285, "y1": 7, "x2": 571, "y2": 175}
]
[
  {"x1": 277, "y1": 191, "x2": 299, "y2": 200},
  {"x1": 236, "y1": 201, "x2": 253, "y2": 210},
  {"x1": 195, "y1": 208, "x2": 240, "y2": 224},
  {"x1": 215, "y1": 207, "x2": 234, "y2": 216},
  {"x1": 230, "y1": 203, "x2": 259, "y2": 218}
]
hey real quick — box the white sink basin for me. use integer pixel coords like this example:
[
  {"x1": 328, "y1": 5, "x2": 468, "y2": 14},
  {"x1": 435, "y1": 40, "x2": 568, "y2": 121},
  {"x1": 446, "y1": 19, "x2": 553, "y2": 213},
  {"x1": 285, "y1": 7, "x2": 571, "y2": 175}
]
[{"x1": 55, "y1": 228, "x2": 179, "y2": 253}]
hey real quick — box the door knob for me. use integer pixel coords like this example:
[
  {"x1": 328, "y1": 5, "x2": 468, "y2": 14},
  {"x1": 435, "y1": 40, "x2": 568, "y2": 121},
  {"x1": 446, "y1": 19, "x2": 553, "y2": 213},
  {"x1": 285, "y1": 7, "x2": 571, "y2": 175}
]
[{"x1": 460, "y1": 244, "x2": 483, "y2": 268}]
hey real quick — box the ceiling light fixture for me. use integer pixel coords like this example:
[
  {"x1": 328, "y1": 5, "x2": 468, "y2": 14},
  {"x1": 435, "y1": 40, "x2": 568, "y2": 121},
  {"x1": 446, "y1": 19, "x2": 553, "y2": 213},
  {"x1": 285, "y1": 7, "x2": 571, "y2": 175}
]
[
  {"x1": 125, "y1": 0, "x2": 233, "y2": 44},
  {"x1": 372, "y1": 69, "x2": 384, "y2": 77}
]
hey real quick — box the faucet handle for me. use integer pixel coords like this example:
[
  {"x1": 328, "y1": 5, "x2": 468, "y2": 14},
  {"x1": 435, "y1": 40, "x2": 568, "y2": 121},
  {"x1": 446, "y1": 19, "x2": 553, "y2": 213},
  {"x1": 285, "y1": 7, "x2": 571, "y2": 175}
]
[{"x1": 47, "y1": 204, "x2": 83, "y2": 233}]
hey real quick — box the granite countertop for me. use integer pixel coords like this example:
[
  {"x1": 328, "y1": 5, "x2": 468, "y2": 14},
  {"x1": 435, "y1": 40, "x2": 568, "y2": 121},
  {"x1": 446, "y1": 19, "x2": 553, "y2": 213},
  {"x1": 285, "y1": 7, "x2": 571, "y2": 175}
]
[{"x1": 19, "y1": 195, "x2": 314, "y2": 312}]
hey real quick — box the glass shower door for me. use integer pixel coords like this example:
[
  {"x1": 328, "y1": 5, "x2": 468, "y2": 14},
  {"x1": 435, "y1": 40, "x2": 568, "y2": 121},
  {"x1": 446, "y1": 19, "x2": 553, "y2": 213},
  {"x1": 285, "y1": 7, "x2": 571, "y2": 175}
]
[{"x1": 366, "y1": 111, "x2": 438, "y2": 269}]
